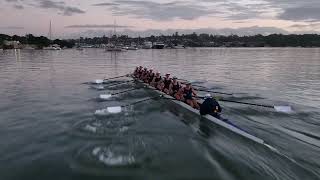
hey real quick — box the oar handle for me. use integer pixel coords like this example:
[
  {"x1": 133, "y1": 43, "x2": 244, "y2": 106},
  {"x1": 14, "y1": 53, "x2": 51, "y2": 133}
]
[
  {"x1": 180, "y1": 81, "x2": 207, "y2": 89},
  {"x1": 198, "y1": 89, "x2": 233, "y2": 95}
]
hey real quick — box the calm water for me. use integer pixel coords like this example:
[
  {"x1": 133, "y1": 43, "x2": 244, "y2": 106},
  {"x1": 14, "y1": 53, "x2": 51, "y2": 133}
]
[{"x1": 0, "y1": 48, "x2": 319, "y2": 180}]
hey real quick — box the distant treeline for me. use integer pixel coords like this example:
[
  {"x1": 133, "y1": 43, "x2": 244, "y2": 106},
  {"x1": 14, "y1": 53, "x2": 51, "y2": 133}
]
[
  {"x1": 0, "y1": 34, "x2": 75, "y2": 49},
  {"x1": 1, "y1": 33, "x2": 320, "y2": 48}
]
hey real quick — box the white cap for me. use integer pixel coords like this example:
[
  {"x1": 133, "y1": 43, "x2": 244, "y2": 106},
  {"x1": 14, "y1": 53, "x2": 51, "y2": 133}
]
[{"x1": 204, "y1": 94, "x2": 212, "y2": 99}]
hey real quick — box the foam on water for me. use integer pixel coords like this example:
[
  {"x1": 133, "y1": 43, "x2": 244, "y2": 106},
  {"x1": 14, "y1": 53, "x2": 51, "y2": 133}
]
[
  {"x1": 84, "y1": 124, "x2": 97, "y2": 133},
  {"x1": 92, "y1": 147, "x2": 135, "y2": 166},
  {"x1": 119, "y1": 126, "x2": 129, "y2": 132}
]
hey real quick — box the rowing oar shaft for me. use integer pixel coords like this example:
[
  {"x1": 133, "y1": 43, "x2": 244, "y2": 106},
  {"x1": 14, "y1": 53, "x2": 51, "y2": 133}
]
[
  {"x1": 196, "y1": 96, "x2": 273, "y2": 108},
  {"x1": 112, "y1": 88, "x2": 138, "y2": 95},
  {"x1": 107, "y1": 80, "x2": 134, "y2": 86},
  {"x1": 219, "y1": 99, "x2": 274, "y2": 108},
  {"x1": 104, "y1": 74, "x2": 129, "y2": 81},
  {"x1": 180, "y1": 81, "x2": 207, "y2": 89},
  {"x1": 123, "y1": 95, "x2": 162, "y2": 107}
]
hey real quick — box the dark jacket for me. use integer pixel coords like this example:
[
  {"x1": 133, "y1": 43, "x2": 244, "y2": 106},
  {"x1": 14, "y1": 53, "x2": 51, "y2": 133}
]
[{"x1": 200, "y1": 98, "x2": 222, "y2": 116}]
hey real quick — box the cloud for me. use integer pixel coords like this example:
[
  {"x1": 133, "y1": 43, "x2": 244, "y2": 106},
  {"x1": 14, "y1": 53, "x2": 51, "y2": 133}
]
[
  {"x1": 13, "y1": 4, "x2": 24, "y2": 9},
  {"x1": 36, "y1": 0, "x2": 85, "y2": 16},
  {"x1": 92, "y1": 0, "x2": 219, "y2": 21},
  {"x1": 278, "y1": 7, "x2": 320, "y2": 21},
  {"x1": 290, "y1": 23, "x2": 320, "y2": 29},
  {"x1": 4, "y1": 0, "x2": 85, "y2": 15},
  {"x1": 92, "y1": 2, "x2": 119, "y2": 6},
  {"x1": 65, "y1": 24, "x2": 133, "y2": 28},
  {"x1": 260, "y1": 0, "x2": 320, "y2": 22}
]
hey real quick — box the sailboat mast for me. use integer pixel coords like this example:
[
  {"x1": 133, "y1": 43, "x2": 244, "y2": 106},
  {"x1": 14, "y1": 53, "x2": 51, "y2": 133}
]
[
  {"x1": 49, "y1": 20, "x2": 52, "y2": 40},
  {"x1": 114, "y1": 20, "x2": 116, "y2": 37}
]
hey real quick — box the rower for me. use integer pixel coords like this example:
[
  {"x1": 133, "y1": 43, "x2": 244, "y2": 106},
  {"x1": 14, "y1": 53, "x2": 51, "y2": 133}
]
[
  {"x1": 169, "y1": 76, "x2": 182, "y2": 100},
  {"x1": 134, "y1": 66, "x2": 142, "y2": 77},
  {"x1": 142, "y1": 69, "x2": 150, "y2": 83},
  {"x1": 134, "y1": 66, "x2": 138, "y2": 76},
  {"x1": 140, "y1": 67, "x2": 148, "y2": 80},
  {"x1": 147, "y1": 69, "x2": 155, "y2": 84},
  {"x1": 182, "y1": 82, "x2": 200, "y2": 109},
  {"x1": 151, "y1": 72, "x2": 162, "y2": 88},
  {"x1": 161, "y1": 73, "x2": 172, "y2": 94},
  {"x1": 137, "y1": 66, "x2": 144, "y2": 79},
  {"x1": 200, "y1": 94, "x2": 222, "y2": 118}
]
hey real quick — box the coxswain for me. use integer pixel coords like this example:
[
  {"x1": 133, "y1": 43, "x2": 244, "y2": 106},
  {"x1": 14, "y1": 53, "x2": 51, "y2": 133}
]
[
  {"x1": 182, "y1": 82, "x2": 200, "y2": 109},
  {"x1": 200, "y1": 94, "x2": 222, "y2": 118},
  {"x1": 161, "y1": 73, "x2": 172, "y2": 94},
  {"x1": 169, "y1": 77, "x2": 182, "y2": 100},
  {"x1": 151, "y1": 72, "x2": 162, "y2": 88}
]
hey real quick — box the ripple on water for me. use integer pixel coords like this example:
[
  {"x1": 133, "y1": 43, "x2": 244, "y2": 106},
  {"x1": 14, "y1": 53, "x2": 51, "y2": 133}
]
[
  {"x1": 70, "y1": 115, "x2": 136, "y2": 139},
  {"x1": 70, "y1": 135, "x2": 174, "y2": 176}
]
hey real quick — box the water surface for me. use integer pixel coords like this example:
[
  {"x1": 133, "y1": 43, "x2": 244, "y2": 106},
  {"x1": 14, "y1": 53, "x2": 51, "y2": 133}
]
[{"x1": 0, "y1": 48, "x2": 319, "y2": 180}]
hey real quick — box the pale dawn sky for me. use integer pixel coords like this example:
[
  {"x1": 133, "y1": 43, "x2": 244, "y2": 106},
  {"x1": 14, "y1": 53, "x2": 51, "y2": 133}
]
[{"x1": 0, "y1": 0, "x2": 320, "y2": 37}]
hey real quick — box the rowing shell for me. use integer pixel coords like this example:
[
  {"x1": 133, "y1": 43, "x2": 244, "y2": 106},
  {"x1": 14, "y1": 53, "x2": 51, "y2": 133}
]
[{"x1": 133, "y1": 78, "x2": 280, "y2": 151}]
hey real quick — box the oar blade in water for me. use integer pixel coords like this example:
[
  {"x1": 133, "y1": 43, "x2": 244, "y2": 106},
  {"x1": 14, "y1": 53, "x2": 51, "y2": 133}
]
[
  {"x1": 93, "y1": 79, "x2": 104, "y2": 84},
  {"x1": 95, "y1": 106, "x2": 122, "y2": 115},
  {"x1": 274, "y1": 106, "x2": 293, "y2": 113},
  {"x1": 99, "y1": 94, "x2": 112, "y2": 100}
]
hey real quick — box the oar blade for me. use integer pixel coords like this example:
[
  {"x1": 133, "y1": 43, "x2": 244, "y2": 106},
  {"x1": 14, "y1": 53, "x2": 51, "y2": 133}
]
[
  {"x1": 274, "y1": 106, "x2": 293, "y2": 113},
  {"x1": 96, "y1": 85, "x2": 105, "y2": 90},
  {"x1": 93, "y1": 79, "x2": 104, "y2": 84},
  {"x1": 95, "y1": 106, "x2": 122, "y2": 115},
  {"x1": 99, "y1": 94, "x2": 112, "y2": 100}
]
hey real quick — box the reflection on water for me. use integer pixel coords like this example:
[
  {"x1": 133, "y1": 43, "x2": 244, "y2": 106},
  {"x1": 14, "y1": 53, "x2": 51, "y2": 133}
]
[{"x1": 0, "y1": 48, "x2": 320, "y2": 180}]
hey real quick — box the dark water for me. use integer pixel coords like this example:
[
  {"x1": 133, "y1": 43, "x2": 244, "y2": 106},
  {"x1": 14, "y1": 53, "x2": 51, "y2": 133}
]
[{"x1": 0, "y1": 48, "x2": 319, "y2": 180}]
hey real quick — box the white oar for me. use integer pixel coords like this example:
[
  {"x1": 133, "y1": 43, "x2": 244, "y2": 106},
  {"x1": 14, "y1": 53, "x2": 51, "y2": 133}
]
[
  {"x1": 93, "y1": 80, "x2": 134, "y2": 91},
  {"x1": 199, "y1": 97, "x2": 293, "y2": 113},
  {"x1": 99, "y1": 88, "x2": 139, "y2": 100},
  {"x1": 93, "y1": 74, "x2": 130, "y2": 84},
  {"x1": 220, "y1": 99, "x2": 293, "y2": 113},
  {"x1": 95, "y1": 95, "x2": 162, "y2": 115}
]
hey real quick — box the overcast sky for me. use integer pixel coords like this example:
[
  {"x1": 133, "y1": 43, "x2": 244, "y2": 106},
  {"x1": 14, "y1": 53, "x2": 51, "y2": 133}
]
[{"x1": 0, "y1": 0, "x2": 320, "y2": 37}]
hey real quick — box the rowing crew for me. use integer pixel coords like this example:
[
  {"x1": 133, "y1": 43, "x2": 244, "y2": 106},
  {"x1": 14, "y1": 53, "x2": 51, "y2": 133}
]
[
  {"x1": 134, "y1": 66, "x2": 200, "y2": 109},
  {"x1": 134, "y1": 66, "x2": 223, "y2": 118}
]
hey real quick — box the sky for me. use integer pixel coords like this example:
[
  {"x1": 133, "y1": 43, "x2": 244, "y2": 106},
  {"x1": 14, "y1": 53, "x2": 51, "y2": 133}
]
[{"x1": 0, "y1": 0, "x2": 320, "y2": 38}]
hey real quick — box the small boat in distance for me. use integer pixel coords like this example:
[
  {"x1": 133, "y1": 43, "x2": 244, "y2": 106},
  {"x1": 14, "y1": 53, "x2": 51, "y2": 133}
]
[
  {"x1": 105, "y1": 20, "x2": 126, "y2": 52},
  {"x1": 123, "y1": 46, "x2": 138, "y2": 50},
  {"x1": 173, "y1": 44, "x2": 186, "y2": 49},
  {"x1": 152, "y1": 42, "x2": 165, "y2": 49},
  {"x1": 43, "y1": 44, "x2": 61, "y2": 50},
  {"x1": 43, "y1": 21, "x2": 61, "y2": 50},
  {"x1": 142, "y1": 41, "x2": 152, "y2": 49}
]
